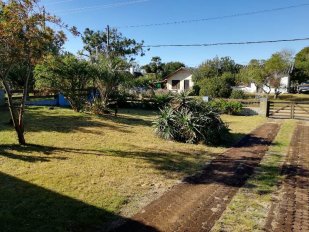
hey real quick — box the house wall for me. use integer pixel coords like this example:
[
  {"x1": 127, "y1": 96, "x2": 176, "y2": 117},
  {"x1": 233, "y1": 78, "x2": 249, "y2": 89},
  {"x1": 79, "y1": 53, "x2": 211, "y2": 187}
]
[
  {"x1": 233, "y1": 76, "x2": 290, "y2": 94},
  {"x1": 233, "y1": 83, "x2": 257, "y2": 93},
  {"x1": 166, "y1": 70, "x2": 194, "y2": 93}
]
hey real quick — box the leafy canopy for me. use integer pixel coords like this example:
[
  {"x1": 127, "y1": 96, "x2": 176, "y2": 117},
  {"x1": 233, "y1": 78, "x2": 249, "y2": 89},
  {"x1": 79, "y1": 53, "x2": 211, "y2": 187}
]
[
  {"x1": 238, "y1": 59, "x2": 266, "y2": 88},
  {"x1": 193, "y1": 56, "x2": 241, "y2": 83},
  {"x1": 34, "y1": 54, "x2": 93, "y2": 111},
  {"x1": 81, "y1": 27, "x2": 145, "y2": 61},
  {"x1": 142, "y1": 56, "x2": 185, "y2": 79},
  {"x1": 291, "y1": 47, "x2": 309, "y2": 83}
]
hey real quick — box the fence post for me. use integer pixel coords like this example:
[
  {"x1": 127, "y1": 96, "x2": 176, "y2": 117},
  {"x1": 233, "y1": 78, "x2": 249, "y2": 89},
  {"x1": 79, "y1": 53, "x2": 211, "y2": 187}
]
[
  {"x1": 0, "y1": 89, "x2": 5, "y2": 106},
  {"x1": 291, "y1": 102, "x2": 295, "y2": 119},
  {"x1": 259, "y1": 98, "x2": 269, "y2": 117}
]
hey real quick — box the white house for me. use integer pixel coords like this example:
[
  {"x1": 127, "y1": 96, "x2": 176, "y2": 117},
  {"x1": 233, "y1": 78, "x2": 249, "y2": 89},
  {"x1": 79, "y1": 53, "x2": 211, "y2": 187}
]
[
  {"x1": 233, "y1": 76, "x2": 291, "y2": 94},
  {"x1": 165, "y1": 68, "x2": 194, "y2": 93}
]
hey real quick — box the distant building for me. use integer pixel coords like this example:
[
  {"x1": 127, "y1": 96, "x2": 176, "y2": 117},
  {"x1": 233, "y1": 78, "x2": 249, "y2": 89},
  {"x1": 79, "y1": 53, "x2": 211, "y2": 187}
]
[
  {"x1": 129, "y1": 67, "x2": 143, "y2": 77},
  {"x1": 165, "y1": 68, "x2": 194, "y2": 93},
  {"x1": 233, "y1": 76, "x2": 291, "y2": 94}
]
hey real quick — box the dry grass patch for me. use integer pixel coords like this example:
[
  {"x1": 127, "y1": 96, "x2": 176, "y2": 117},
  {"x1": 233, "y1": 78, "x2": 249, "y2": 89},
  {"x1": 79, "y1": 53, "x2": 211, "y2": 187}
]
[{"x1": 0, "y1": 107, "x2": 266, "y2": 231}]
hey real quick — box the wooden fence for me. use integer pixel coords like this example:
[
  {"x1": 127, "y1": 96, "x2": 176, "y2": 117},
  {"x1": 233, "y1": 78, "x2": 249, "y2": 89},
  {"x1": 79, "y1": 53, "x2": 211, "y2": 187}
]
[{"x1": 268, "y1": 101, "x2": 309, "y2": 120}]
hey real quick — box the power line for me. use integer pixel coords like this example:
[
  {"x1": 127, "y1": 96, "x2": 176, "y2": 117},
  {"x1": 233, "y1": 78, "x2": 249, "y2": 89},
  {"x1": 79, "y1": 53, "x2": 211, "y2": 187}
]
[
  {"x1": 143, "y1": 37, "x2": 309, "y2": 48},
  {"x1": 56, "y1": 0, "x2": 150, "y2": 15},
  {"x1": 43, "y1": 0, "x2": 74, "y2": 5},
  {"x1": 119, "y1": 3, "x2": 309, "y2": 28}
]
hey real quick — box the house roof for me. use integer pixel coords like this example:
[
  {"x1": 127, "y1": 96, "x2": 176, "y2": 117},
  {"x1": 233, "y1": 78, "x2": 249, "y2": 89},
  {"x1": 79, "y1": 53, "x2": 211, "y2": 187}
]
[{"x1": 164, "y1": 67, "x2": 192, "y2": 81}]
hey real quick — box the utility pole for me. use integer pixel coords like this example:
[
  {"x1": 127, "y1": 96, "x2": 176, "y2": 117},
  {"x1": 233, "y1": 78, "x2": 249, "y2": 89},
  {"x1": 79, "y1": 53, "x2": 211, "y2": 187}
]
[
  {"x1": 42, "y1": 7, "x2": 46, "y2": 31},
  {"x1": 106, "y1": 25, "x2": 110, "y2": 58}
]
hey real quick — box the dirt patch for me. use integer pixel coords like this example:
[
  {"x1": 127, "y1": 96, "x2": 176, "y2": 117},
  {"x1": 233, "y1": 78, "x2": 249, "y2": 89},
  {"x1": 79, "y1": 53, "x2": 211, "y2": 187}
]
[
  {"x1": 265, "y1": 123, "x2": 309, "y2": 232},
  {"x1": 111, "y1": 123, "x2": 280, "y2": 232}
]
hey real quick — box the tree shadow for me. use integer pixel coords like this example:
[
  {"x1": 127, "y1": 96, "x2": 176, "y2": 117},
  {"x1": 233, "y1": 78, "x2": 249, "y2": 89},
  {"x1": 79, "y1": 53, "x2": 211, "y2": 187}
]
[
  {"x1": 0, "y1": 132, "x2": 279, "y2": 181},
  {"x1": 181, "y1": 133, "x2": 279, "y2": 187},
  {"x1": 0, "y1": 107, "x2": 132, "y2": 134},
  {"x1": 0, "y1": 172, "x2": 158, "y2": 232},
  {"x1": 0, "y1": 143, "x2": 216, "y2": 179},
  {"x1": 96, "y1": 108, "x2": 157, "y2": 127},
  {"x1": 220, "y1": 132, "x2": 278, "y2": 148},
  {"x1": 101, "y1": 114, "x2": 153, "y2": 127},
  {"x1": 0, "y1": 144, "x2": 69, "y2": 163},
  {"x1": 280, "y1": 163, "x2": 309, "y2": 190}
]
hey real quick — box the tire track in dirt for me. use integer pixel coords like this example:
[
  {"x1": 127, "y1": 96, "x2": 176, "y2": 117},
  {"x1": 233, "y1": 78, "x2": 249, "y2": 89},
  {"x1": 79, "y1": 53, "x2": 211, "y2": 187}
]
[
  {"x1": 112, "y1": 123, "x2": 280, "y2": 232},
  {"x1": 265, "y1": 122, "x2": 309, "y2": 232}
]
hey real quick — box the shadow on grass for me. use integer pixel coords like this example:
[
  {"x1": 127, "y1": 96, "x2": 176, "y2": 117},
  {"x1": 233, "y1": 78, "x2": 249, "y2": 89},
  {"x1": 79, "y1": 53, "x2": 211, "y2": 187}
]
[
  {"x1": 182, "y1": 133, "x2": 280, "y2": 188},
  {"x1": 0, "y1": 131, "x2": 279, "y2": 179},
  {"x1": 0, "y1": 144, "x2": 69, "y2": 163},
  {"x1": 244, "y1": 155, "x2": 309, "y2": 195},
  {"x1": 0, "y1": 144, "x2": 217, "y2": 179},
  {"x1": 0, "y1": 172, "x2": 158, "y2": 232},
  {"x1": 1, "y1": 107, "x2": 155, "y2": 134}
]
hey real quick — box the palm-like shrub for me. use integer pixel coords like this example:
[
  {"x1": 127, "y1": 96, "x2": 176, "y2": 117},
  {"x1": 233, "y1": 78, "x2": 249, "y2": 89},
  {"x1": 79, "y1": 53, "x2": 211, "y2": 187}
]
[{"x1": 153, "y1": 93, "x2": 229, "y2": 145}]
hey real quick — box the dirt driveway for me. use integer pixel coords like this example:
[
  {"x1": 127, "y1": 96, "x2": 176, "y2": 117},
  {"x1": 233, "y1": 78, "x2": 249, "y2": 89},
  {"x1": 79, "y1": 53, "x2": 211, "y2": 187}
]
[
  {"x1": 112, "y1": 122, "x2": 280, "y2": 232},
  {"x1": 265, "y1": 122, "x2": 309, "y2": 232}
]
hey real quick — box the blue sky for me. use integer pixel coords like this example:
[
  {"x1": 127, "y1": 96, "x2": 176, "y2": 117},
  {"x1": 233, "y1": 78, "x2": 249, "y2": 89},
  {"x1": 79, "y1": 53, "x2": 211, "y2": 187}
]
[{"x1": 41, "y1": 0, "x2": 309, "y2": 67}]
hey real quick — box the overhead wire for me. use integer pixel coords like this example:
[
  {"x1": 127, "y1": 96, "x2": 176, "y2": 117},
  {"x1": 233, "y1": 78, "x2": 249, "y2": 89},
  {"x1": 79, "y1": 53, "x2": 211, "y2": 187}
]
[
  {"x1": 55, "y1": 0, "x2": 150, "y2": 15},
  {"x1": 42, "y1": 0, "x2": 74, "y2": 5},
  {"x1": 118, "y1": 3, "x2": 309, "y2": 28},
  {"x1": 142, "y1": 37, "x2": 309, "y2": 48}
]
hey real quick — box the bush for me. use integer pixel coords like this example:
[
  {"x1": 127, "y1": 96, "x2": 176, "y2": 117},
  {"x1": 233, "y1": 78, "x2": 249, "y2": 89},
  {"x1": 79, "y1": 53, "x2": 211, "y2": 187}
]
[
  {"x1": 230, "y1": 89, "x2": 246, "y2": 99},
  {"x1": 83, "y1": 97, "x2": 112, "y2": 115},
  {"x1": 153, "y1": 89, "x2": 173, "y2": 108},
  {"x1": 110, "y1": 88, "x2": 137, "y2": 107},
  {"x1": 209, "y1": 99, "x2": 243, "y2": 115},
  {"x1": 192, "y1": 85, "x2": 201, "y2": 96},
  {"x1": 153, "y1": 96, "x2": 229, "y2": 145},
  {"x1": 199, "y1": 77, "x2": 232, "y2": 98}
]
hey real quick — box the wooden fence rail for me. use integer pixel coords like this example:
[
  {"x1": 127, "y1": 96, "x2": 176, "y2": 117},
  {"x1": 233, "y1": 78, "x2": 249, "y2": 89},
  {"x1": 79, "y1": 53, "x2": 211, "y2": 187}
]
[{"x1": 268, "y1": 101, "x2": 309, "y2": 120}]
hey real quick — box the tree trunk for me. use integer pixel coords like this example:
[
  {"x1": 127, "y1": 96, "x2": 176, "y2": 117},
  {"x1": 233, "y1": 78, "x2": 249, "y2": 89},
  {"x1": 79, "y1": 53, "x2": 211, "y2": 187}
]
[
  {"x1": 2, "y1": 80, "x2": 26, "y2": 145},
  {"x1": 18, "y1": 64, "x2": 31, "y2": 133},
  {"x1": 96, "y1": 81, "x2": 108, "y2": 108}
]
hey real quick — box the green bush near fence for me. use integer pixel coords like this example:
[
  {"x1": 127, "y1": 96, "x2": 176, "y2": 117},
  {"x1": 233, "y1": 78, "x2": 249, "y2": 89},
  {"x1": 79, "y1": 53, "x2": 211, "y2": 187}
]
[
  {"x1": 209, "y1": 99, "x2": 243, "y2": 115},
  {"x1": 230, "y1": 89, "x2": 246, "y2": 99}
]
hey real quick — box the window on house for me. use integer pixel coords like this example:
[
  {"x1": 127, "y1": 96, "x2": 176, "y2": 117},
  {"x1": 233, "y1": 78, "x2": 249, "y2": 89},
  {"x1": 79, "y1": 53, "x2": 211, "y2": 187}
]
[
  {"x1": 172, "y1": 80, "x2": 180, "y2": 89},
  {"x1": 184, "y1": 80, "x2": 190, "y2": 90}
]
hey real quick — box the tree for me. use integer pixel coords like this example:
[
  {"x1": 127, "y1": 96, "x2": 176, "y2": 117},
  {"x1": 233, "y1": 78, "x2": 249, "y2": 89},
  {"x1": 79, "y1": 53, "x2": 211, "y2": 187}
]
[
  {"x1": 92, "y1": 55, "x2": 133, "y2": 110},
  {"x1": 141, "y1": 56, "x2": 165, "y2": 79},
  {"x1": 199, "y1": 77, "x2": 232, "y2": 98},
  {"x1": 81, "y1": 27, "x2": 145, "y2": 61},
  {"x1": 81, "y1": 27, "x2": 146, "y2": 110},
  {"x1": 193, "y1": 56, "x2": 240, "y2": 83},
  {"x1": 34, "y1": 54, "x2": 93, "y2": 111},
  {"x1": 291, "y1": 47, "x2": 309, "y2": 84},
  {"x1": 238, "y1": 51, "x2": 293, "y2": 98},
  {"x1": 6, "y1": 64, "x2": 35, "y2": 90},
  {"x1": 0, "y1": 0, "x2": 76, "y2": 145},
  {"x1": 162, "y1": 61, "x2": 185, "y2": 77},
  {"x1": 264, "y1": 50, "x2": 293, "y2": 98},
  {"x1": 237, "y1": 59, "x2": 266, "y2": 93},
  {"x1": 193, "y1": 57, "x2": 240, "y2": 98}
]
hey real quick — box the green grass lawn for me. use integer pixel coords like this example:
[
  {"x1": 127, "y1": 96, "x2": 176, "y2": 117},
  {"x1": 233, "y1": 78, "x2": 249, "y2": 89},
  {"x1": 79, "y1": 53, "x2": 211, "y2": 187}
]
[{"x1": 0, "y1": 107, "x2": 266, "y2": 232}]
